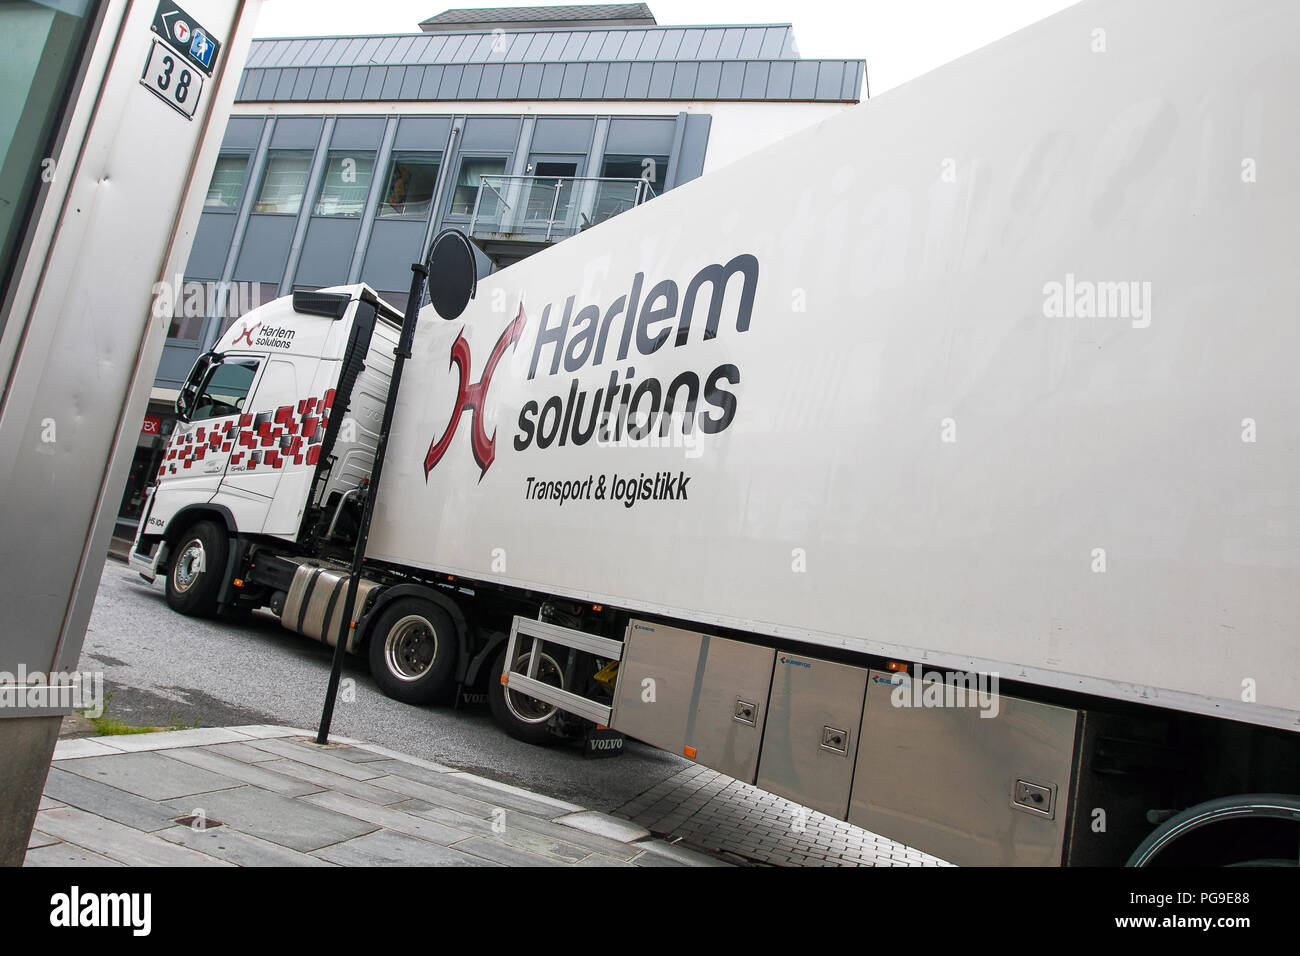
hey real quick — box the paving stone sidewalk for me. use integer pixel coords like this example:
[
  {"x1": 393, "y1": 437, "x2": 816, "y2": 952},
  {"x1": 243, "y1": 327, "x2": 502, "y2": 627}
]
[
  {"x1": 25, "y1": 726, "x2": 729, "y2": 867},
  {"x1": 613, "y1": 763, "x2": 953, "y2": 867}
]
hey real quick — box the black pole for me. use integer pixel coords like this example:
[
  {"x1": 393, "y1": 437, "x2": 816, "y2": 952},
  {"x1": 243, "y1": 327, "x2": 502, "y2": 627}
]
[{"x1": 317, "y1": 262, "x2": 427, "y2": 744}]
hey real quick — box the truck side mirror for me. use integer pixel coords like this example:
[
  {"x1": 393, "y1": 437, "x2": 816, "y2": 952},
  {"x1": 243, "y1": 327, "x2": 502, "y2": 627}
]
[{"x1": 425, "y1": 229, "x2": 477, "y2": 320}]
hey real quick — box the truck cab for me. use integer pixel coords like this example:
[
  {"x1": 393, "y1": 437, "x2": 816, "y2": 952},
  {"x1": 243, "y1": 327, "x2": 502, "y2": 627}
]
[{"x1": 130, "y1": 284, "x2": 402, "y2": 611}]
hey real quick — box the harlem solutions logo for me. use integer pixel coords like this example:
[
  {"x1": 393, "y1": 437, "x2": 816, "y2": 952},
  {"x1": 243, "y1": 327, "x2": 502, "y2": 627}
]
[{"x1": 423, "y1": 253, "x2": 758, "y2": 482}]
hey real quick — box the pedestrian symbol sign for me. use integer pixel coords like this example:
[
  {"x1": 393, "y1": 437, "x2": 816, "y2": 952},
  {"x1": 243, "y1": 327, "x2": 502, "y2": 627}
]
[
  {"x1": 190, "y1": 31, "x2": 214, "y2": 69},
  {"x1": 151, "y1": 1, "x2": 221, "y2": 77}
]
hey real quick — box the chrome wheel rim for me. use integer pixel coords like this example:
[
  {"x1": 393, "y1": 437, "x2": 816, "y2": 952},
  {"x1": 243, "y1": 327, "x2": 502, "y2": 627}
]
[
  {"x1": 172, "y1": 539, "x2": 206, "y2": 593},
  {"x1": 384, "y1": 615, "x2": 438, "y2": 681},
  {"x1": 506, "y1": 652, "x2": 564, "y2": 724}
]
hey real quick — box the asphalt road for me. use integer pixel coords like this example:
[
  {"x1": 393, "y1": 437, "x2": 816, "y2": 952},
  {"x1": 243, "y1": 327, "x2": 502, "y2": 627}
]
[{"x1": 79, "y1": 559, "x2": 689, "y2": 812}]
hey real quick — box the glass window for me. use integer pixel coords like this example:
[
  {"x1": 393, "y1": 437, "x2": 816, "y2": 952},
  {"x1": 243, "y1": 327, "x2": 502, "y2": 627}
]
[
  {"x1": 216, "y1": 281, "x2": 278, "y2": 338},
  {"x1": 191, "y1": 359, "x2": 259, "y2": 421},
  {"x1": 601, "y1": 154, "x2": 668, "y2": 197},
  {"x1": 314, "y1": 151, "x2": 374, "y2": 217},
  {"x1": 378, "y1": 153, "x2": 441, "y2": 219},
  {"x1": 450, "y1": 157, "x2": 507, "y2": 216},
  {"x1": 205, "y1": 155, "x2": 249, "y2": 210},
  {"x1": 0, "y1": 0, "x2": 97, "y2": 325},
  {"x1": 254, "y1": 150, "x2": 313, "y2": 214}
]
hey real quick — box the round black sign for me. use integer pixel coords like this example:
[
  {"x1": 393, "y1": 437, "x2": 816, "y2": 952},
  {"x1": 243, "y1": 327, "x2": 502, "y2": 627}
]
[{"x1": 426, "y1": 229, "x2": 477, "y2": 320}]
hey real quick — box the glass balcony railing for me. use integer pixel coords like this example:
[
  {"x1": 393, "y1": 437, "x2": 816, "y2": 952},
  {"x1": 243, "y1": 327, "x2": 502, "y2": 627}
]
[{"x1": 467, "y1": 174, "x2": 656, "y2": 243}]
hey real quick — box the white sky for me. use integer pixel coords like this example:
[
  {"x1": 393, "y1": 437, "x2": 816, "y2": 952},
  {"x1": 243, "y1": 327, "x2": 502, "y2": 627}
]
[{"x1": 251, "y1": 0, "x2": 1081, "y2": 93}]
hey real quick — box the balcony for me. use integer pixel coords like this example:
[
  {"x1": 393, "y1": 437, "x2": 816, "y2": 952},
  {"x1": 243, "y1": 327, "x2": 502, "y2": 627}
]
[{"x1": 467, "y1": 174, "x2": 655, "y2": 268}]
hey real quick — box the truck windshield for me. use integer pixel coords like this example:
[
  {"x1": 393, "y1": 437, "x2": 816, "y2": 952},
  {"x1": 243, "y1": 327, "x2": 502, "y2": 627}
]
[{"x1": 190, "y1": 359, "x2": 259, "y2": 421}]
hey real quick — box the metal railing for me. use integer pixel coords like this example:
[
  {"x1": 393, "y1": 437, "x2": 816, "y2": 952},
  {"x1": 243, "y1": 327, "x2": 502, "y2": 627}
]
[{"x1": 467, "y1": 174, "x2": 656, "y2": 243}]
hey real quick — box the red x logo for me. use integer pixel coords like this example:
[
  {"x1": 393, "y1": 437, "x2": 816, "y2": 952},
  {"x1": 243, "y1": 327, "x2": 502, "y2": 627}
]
[
  {"x1": 424, "y1": 305, "x2": 526, "y2": 481},
  {"x1": 234, "y1": 321, "x2": 260, "y2": 347}
]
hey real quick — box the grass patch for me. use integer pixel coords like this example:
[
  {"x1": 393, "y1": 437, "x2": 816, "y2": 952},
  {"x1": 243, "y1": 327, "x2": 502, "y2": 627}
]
[{"x1": 87, "y1": 717, "x2": 163, "y2": 736}]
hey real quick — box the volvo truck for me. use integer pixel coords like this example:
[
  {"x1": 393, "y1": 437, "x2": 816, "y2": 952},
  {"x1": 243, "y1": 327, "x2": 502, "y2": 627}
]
[{"x1": 130, "y1": 0, "x2": 1300, "y2": 865}]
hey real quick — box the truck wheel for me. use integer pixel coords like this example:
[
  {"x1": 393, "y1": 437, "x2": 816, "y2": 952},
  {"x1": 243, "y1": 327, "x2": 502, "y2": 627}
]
[
  {"x1": 1127, "y1": 794, "x2": 1300, "y2": 866},
  {"x1": 164, "y1": 520, "x2": 228, "y2": 617},
  {"x1": 367, "y1": 598, "x2": 457, "y2": 705},
  {"x1": 488, "y1": 645, "x2": 564, "y2": 745}
]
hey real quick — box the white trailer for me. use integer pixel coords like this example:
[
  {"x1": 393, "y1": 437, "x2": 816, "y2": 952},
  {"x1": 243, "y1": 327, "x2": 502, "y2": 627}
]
[{"x1": 132, "y1": 0, "x2": 1300, "y2": 865}]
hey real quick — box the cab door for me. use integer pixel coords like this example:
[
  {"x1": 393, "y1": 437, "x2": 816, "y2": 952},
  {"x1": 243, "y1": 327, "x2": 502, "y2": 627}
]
[{"x1": 216, "y1": 353, "x2": 321, "y2": 533}]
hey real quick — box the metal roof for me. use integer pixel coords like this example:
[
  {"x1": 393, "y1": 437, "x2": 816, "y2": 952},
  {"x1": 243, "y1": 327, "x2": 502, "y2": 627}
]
[
  {"x1": 420, "y1": 4, "x2": 657, "y2": 31},
  {"x1": 236, "y1": 57, "x2": 864, "y2": 103},
  {"x1": 244, "y1": 25, "x2": 801, "y2": 68},
  {"x1": 237, "y1": 20, "x2": 864, "y2": 104}
]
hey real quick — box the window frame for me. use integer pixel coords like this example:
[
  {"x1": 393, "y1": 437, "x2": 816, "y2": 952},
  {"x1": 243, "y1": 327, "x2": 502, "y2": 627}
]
[
  {"x1": 204, "y1": 152, "x2": 252, "y2": 213},
  {"x1": 252, "y1": 148, "x2": 315, "y2": 216},
  {"x1": 376, "y1": 150, "x2": 444, "y2": 221},
  {"x1": 446, "y1": 153, "x2": 511, "y2": 219},
  {"x1": 312, "y1": 149, "x2": 376, "y2": 218}
]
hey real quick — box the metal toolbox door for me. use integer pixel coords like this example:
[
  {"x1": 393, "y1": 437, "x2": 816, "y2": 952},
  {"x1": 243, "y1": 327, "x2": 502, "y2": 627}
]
[
  {"x1": 849, "y1": 669, "x2": 1077, "y2": 866},
  {"x1": 610, "y1": 620, "x2": 703, "y2": 757},
  {"x1": 688, "y1": 637, "x2": 774, "y2": 784},
  {"x1": 756, "y1": 651, "x2": 868, "y2": 819}
]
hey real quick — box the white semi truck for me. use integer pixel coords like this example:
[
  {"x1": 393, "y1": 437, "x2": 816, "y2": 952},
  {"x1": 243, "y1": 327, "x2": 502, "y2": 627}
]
[{"x1": 131, "y1": 0, "x2": 1300, "y2": 866}]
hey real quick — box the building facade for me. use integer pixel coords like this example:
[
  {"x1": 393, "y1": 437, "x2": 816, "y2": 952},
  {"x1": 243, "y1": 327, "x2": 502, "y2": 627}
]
[{"x1": 119, "y1": 3, "x2": 865, "y2": 529}]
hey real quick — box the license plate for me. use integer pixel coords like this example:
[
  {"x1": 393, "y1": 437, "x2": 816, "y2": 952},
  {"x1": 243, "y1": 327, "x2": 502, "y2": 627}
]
[{"x1": 140, "y1": 39, "x2": 204, "y2": 119}]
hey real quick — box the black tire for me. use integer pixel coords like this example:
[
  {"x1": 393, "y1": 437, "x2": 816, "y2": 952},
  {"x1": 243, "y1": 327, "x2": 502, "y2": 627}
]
[
  {"x1": 367, "y1": 598, "x2": 457, "y2": 705},
  {"x1": 164, "y1": 520, "x2": 228, "y2": 617},
  {"x1": 1127, "y1": 794, "x2": 1300, "y2": 866},
  {"x1": 487, "y1": 645, "x2": 564, "y2": 745}
]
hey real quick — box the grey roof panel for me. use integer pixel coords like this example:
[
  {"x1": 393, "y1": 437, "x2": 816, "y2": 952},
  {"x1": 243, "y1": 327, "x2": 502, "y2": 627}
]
[
  {"x1": 326, "y1": 67, "x2": 349, "y2": 100},
  {"x1": 695, "y1": 60, "x2": 720, "y2": 99},
  {"x1": 459, "y1": 64, "x2": 484, "y2": 98},
  {"x1": 560, "y1": 62, "x2": 585, "y2": 98},
  {"x1": 418, "y1": 64, "x2": 443, "y2": 98},
  {"x1": 439, "y1": 64, "x2": 464, "y2": 98},
  {"x1": 676, "y1": 28, "x2": 702, "y2": 60},
  {"x1": 292, "y1": 67, "x2": 315, "y2": 100},
  {"x1": 381, "y1": 65, "x2": 406, "y2": 99},
  {"x1": 718, "y1": 60, "x2": 744, "y2": 98},
  {"x1": 597, "y1": 31, "x2": 623, "y2": 58},
  {"x1": 539, "y1": 62, "x2": 564, "y2": 97},
  {"x1": 560, "y1": 31, "x2": 587, "y2": 59},
  {"x1": 766, "y1": 59, "x2": 793, "y2": 99},
  {"x1": 603, "y1": 60, "x2": 630, "y2": 97},
  {"x1": 518, "y1": 62, "x2": 544, "y2": 97},
  {"x1": 670, "y1": 61, "x2": 696, "y2": 98},
  {"x1": 581, "y1": 61, "x2": 608, "y2": 98},
  {"x1": 358, "y1": 37, "x2": 383, "y2": 63},
  {"x1": 274, "y1": 69, "x2": 297, "y2": 102},
  {"x1": 790, "y1": 60, "x2": 817, "y2": 99},
  {"x1": 741, "y1": 61, "x2": 768, "y2": 99},
  {"x1": 498, "y1": 63, "x2": 523, "y2": 98},
  {"x1": 647, "y1": 61, "x2": 673, "y2": 98},
  {"x1": 696, "y1": 28, "x2": 723, "y2": 59},
  {"x1": 362, "y1": 67, "x2": 387, "y2": 100},
  {"x1": 759, "y1": 26, "x2": 785, "y2": 59},
  {"x1": 718, "y1": 28, "x2": 744, "y2": 59},
  {"x1": 309, "y1": 67, "x2": 334, "y2": 100},
  {"x1": 737, "y1": 27, "x2": 763, "y2": 60},
  {"x1": 479, "y1": 63, "x2": 504, "y2": 98},
  {"x1": 374, "y1": 36, "x2": 399, "y2": 63},
  {"x1": 390, "y1": 35, "x2": 417, "y2": 63},
  {"x1": 343, "y1": 67, "x2": 367, "y2": 99},
  {"x1": 624, "y1": 61, "x2": 651, "y2": 98}
]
